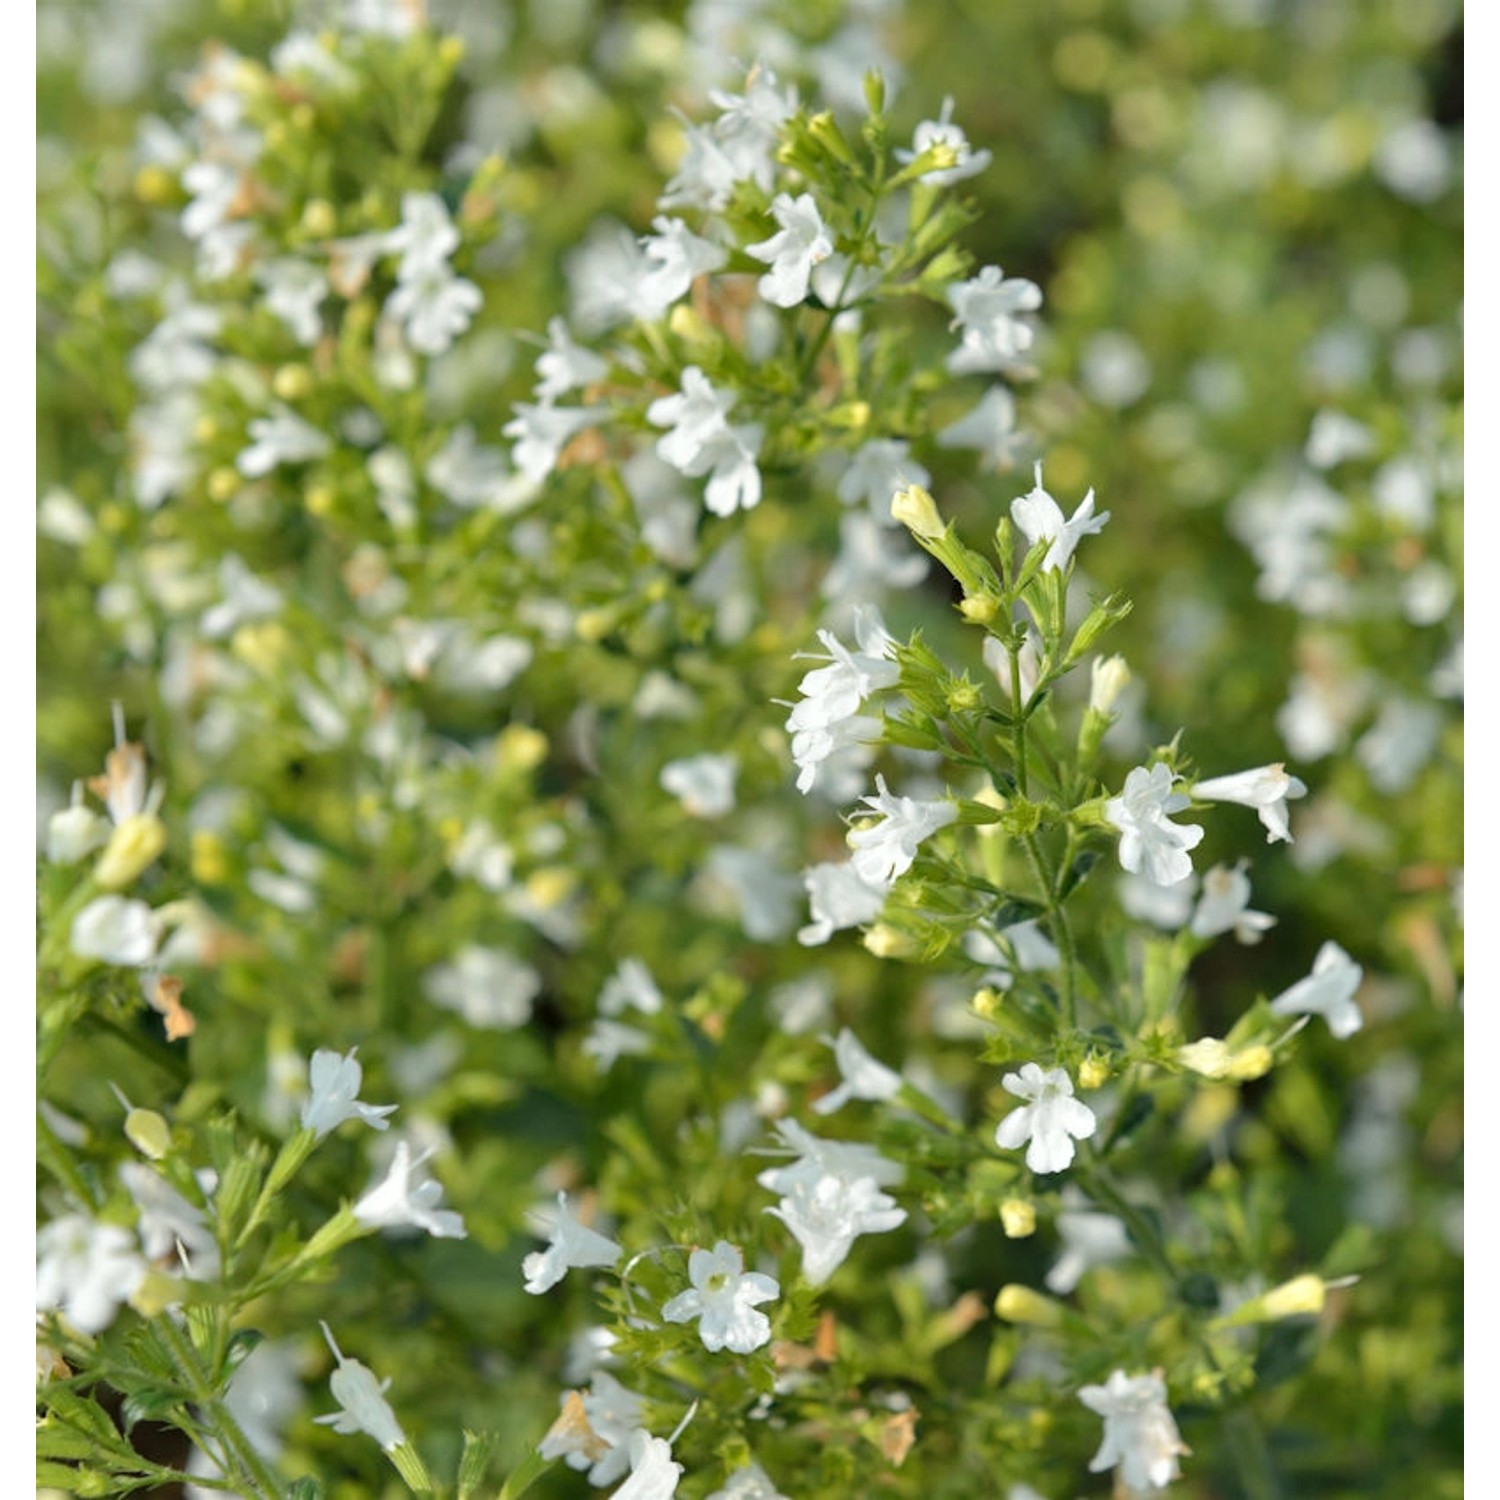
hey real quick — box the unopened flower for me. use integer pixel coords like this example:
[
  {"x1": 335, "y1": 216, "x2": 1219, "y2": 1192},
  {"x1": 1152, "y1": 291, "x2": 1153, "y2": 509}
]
[
  {"x1": 301, "y1": 1048, "x2": 397, "y2": 1139},
  {"x1": 813, "y1": 1029, "x2": 902, "y2": 1114},
  {"x1": 316, "y1": 1323, "x2": 406, "y2": 1452},
  {"x1": 71, "y1": 895, "x2": 159, "y2": 967},
  {"x1": 1194, "y1": 764, "x2": 1307, "y2": 843},
  {"x1": 1269, "y1": 941, "x2": 1364, "y2": 1038},
  {"x1": 1105, "y1": 763, "x2": 1204, "y2": 887},
  {"x1": 523, "y1": 1192, "x2": 623, "y2": 1294},
  {"x1": 662, "y1": 1240, "x2": 779, "y2": 1354},
  {"x1": 354, "y1": 1142, "x2": 467, "y2": 1239},
  {"x1": 994, "y1": 1064, "x2": 1097, "y2": 1174},
  {"x1": 1090, "y1": 655, "x2": 1131, "y2": 715},
  {"x1": 747, "y1": 192, "x2": 833, "y2": 308},
  {"x1": 1010, "y1": 462, "x2": 1110, "y2": 572},
  {"x1": 1078, "y1": 1369, "x2": 1187, "y2": 1493},
  {"x1": 847, "y1": 776, "x2": 958, "y2": 886}
]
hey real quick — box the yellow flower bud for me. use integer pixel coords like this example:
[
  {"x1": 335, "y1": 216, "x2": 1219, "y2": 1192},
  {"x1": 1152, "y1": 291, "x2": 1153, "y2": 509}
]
[
  {"x1": 970, "y1": 986, "x2": 1002, "y2": 1019},
  {"x1": 272, "y1": 364, "x2": 313, "y2": 402},
  {"x1": 231, "y1": 622, "x2": 291, "y2": 674},
  {"x1": 496, "y1": 724, "x2": 548, "y2": 774},
  {"x1": 575, "y1": 607, "x2": 615, "y2": 642},
  {"x1": 890, "y1": 484, "x2": 945, "y2": 540},
  {"x1": 1177, "y1": 1038, "x2": 1232, "y2": 1079},
  {"x1": 863, "y1": 924, "x2": 918, "y2": 960},
  {"x1": 1259, "y1": 1274, "x2": 1327, "y2": 1320},
  {"x1": 1078, "y1": 1055, "x2": 1111, "y2": 1090},
  {"x1": 125, "y1": 1109, "x2": 172, "y2": 1161},
  {"x1": 305, "y1": 484, "x2": 336, "y2": 517},
  {"x1": 526, "y1": 867, "x2": 574, "y2": 909},
  {"x1": 438, "y1": 35, "x2": 467, "y2": 67},
  {"x1": 959, "y1": 594, "x2": 1001, "y2": 626},
  {"x1": 95, "y1": 814, "x2": 167, "y2": 890},
  {"x1": 129, "y1": 1270, "x2": 180, "y2": 1319},
  {"x1": 300, "y1": 199, "x2": 338, "y2": 238},
  {"x1": 133, "y1": 165, "x2": 177, "y2": 205},
  {"x1": 1227, "y1": 1045, "x2": 1274, "y2": 1081},
  {"x1": 206, "y1": 468, "x2": 239, "y2": 504},
  {"x1": 1000, "y1": 1198, "x2": 1036, "y2": 1238},
  {"x1": 994, "y1": 1284, "x2": 1063, "y2": 1327},
  {"x1": 190, "y1": 830, "x2": 228, "y2": 885}
]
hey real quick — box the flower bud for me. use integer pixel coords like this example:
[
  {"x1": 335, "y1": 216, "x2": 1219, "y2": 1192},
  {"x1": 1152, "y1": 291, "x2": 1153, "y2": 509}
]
[
  {"x1": 994, "y1": 1284, "x2": 1064, "y2": 1327},
  {"x1": 1077, "y1": 1055, "x2": 1111, "y2": 1090},
  {"x1": 970, "y1": 986, "x2": 1002, "y2": 1019},
  {"x1": 890, "y1": 484, "x2": 945, "y2": 540},
  {"x1": 864, "y1": 924, "x2": 919, "y2": 960},
  {"x1": 959, "y1": 594, "x2": 1001, "y2": 626},
  {"x1": 1227, "y1": 1044, "x2": 1274, "y2": 1081},
  {"x1": 95, "y1": 814, "x2": 167, "y2": 890},
  {"x1": 300, "y1": 199, "x2": 337, "y2": 238},
  {"x1": 1177, "y1": 1038, "x2": 1231, "y2": 1079},
  {"x1": 496, "y1": 724, "x2": 548, "y2": 774},
  {"x1": 125, "y1": 1109, "x2": 172, "y2": 1160},
  {"x1": 1260, "y1": 1274, "x2": 1328, "y2": 1320},
  {"x1": 1089, "y1": 654, "x2": 1130, "y2": 714},
  {"x1": 999, "y1": 1198, "x2": 1036, "y2": 1238}
]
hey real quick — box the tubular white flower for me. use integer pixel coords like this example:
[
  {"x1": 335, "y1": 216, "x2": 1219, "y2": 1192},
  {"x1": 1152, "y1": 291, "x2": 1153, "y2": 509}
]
[
  {"x1": 812, "y1": 1029, "x2": 903, "y2": 1114},
  {"x1": 660, "y1": 753, "x2": 738, "y2": 818},
  {"x1": 767, "y1": 1172, "x2": 906, "y2": 1285},
  {"x1": 661, "y1": 1241, "x2": 780, "y2": 1354},
  {"x1": 1190, "y1": 863, "x2": 1276, "y2": 944},
  {"x1": 994, "y1": 1064, "x2": 1097, "y2": 1174},
  {"x1": 36, "y1": 1215, "x2": 147, "y2": 1335},
  {"x1": 354, "y1": 1142, "x2": 467, "y2": 1240},
  {"x1": 609, "y1": 1430, "x2": 684, "y2": 1500},
  {"x1": 847, "y1": 775, "x2": 958, "y2": 886},
  {"x1": 1105, "y1": 763, "x2": 1204, "y2": 887},
  {"x1": 746, "y1": 193, "x2": 833, "y2": 308},
  {"x1": 896, "y1": 97, "x2": 993, "y2": 185},
  {"x1": 1009, "y1": 462, "x2": 1110, "y2": 572},
  {"x1": 522, "y1": 1192, "x2": 623, "y2": 1294},
  {"x1": 300, "y1": 1047, "x2": 397, "y2": 1140},
  {"x1": 1269, "y1": 940, "x2": 1364, "y2": 1038},
  {"x1": 316, "y1": 1323, "x2": 406, "y2": 1452},
  {"x1": 947, "y1": 265, "x2": 1042, "y2": 372},
  {"x1": 798, "y1": 860, "x2": 891, "y2": 946},
  {"x1": 1194, "y1": 763, "x2": 1308, "y2": 843},
  {"x1": 1077, "y1": 1369, "x2": 1187, "y2": 1493},
  {"x1": 71, "y1": 895, "x2": 160, "y2": 967}
]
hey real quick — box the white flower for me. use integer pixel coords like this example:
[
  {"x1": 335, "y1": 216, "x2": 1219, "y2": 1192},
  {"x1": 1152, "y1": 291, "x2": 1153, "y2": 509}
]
[
  {"x1": 238, "y1": 405, "x2": 331, "y2": 477},
  {"x1": 649, "y1": 366, "x2": 737, "y2": 469},
  {"x1": 503, "y1": 402, "x2": 596, "y2": 485},
  {"x1": 662, "y1": 1241, "x2": 779, "y2": 1354},
  {"x1": 947, "y1": 265, "x2": 1042, "y2": 373},
  {"x1": 706, "y1": 1462, "x2": 790, "y2": 1500},
  {"x1": 696, "y1": 426, "x2": 765, "y2": 516},
  {"x1": 767, "y1": 1171, "x2": 907, "y2": 1285},
  {"x1": 813, "y1": 1029, "x2": 902, "y2": 1114},
  {"x1": 36, "y1": 1215, "x2": 146, "y2": 1335},
  {"x1": 1190, "y1": 863, "x2": 1276, "y2": 944},
  {"x1": 47, "y1": 786, "x2": 108, "y2": 864},
  {"x1": 386, "y1": 266, "x2": 482, "y2": 356},
  {"x1": 539, "y1": 1371, "x2": 644, "y2": 1486},
  {"x1": 747, "y1": 193, "x2": 833, "y2": 308},
  {"x1": 427, "y1": 425, "x2": 534, "y2": 512},
  {"x1": 636, "y1": 217, "x2": 729, "y2": 317},
  {"x1": 583, "y1": 1019, "x2": 653, "y2": 1072},
  {"x1": 1010, "y1": 462, "x2": 1110, "y2": 572},
  {"x1": 660, "y1": 753, "x2": 738, "y2": 818},
  {"x1": 936, "y1": 386, "x2": 1026, "y2": 470},
  {"x1": 994, "y1": 1064, "x2": 1097, "y2": 1174},
  {"x1": 599, "y1": 958, "x2": 663, "y2": 1017},
  {"x1": 386, "y1": 191, "x2": 459, "y2": 280},
  {"x1": 1045, "y1": 1199, "x2": 1131, "y2": 1294},
  {"x1": 836, "y1": 440, "x2": 931, "y2": 522},
  {"x1": 756, "y1": 1118, "x2": 905, "y2": 1195},
  {"x1": 798, "y1": 860, "x2": 890, "y2": 946},
  {"x1": 1078, "y1": 1369, "x2": 1187, "y2": 1493},
  {"x1": 847, "y1": 775, "x2": 958, "y2": 886},
  {"x1": 316, "y1": 1323, "x2": 406, "y2": 1452},
  {"x1": 256, "y1": 257, "x2": 328, "y2": 346},
  {"x1": 1105, "y1": 763, "x2": 1204, "y2": 887},
  {"x1": 610, "y1": 1430, "x2": 683, "y2": 1500},
  {"x1": 354, "y1": 1141, "x2": 467, "y2": 1239},
  {"x1": 523, "y1": 1192, "x2": 623, "y2": 1294},
  {"x1": 1194, "y1": 764, "x2": 1307, "y2": 843},
  {"x1": 120, "y1": 1162, "x2": 221, "y2": 1280},
  {"x1": 895, "y1": 97, "x2": 992, "y2": 185},
  {"x1": 71, "y1": 895, "x2": 159, "y2": 967},
  {"x1": 424, "y1": 945, "x2": 540, "y2": 1030},
  {"x1": 1270, "y1": 941, "x2": 1364, "y2": 1038},
  {"x1": 534, "y1": 316, "x2": 609, "y2": 402},
  {"x1": 300, "y1": 1047, "x2": 397, "y2": 1139}
]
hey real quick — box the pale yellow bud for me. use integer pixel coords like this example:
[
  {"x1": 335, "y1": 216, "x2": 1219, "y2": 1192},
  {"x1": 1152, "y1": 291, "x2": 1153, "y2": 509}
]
[
  {"x1": 1089, "y1": 654, "x2": 1130, "y2": 714},
  {"x1": 129, "y1": 1270, "x2": 180, "y2": 1318},
  {"x1": 1177, "y1": 1038, "x2": 1232, "y2": 1079},
  {"x1": 1227, "y1": 1045, "x2": 1274, "y2": 1081},
  {"x1": 1259, "y1": 1274, "x2": 1327, "y2": 1320},
  {"x1": 95, "y1": 814, "x2": 167, "y2": 890},
  {"x1": 999, "y1": 1198, "x2": 1036, "y2": 1238},
  {"x1": 300, "y1": 199, "x2": 337, "y2": 238},
  {"x1": 994, "y1": 1284, "x2": 1063, "y2": 1327},
  {"x1": 496, "y1": 724, "x2": 548, "y2": 774},
  {"x1": 863, "y1": 924, "x2": 918, "y2": 960},
  {"x1": 206, "y1": 467, "x2": 239, "y2": 504},
  {"x1": 1078, "y1": 1055, "x2": 1111, "y2": 1090},
  {"x1": 970, "y1": 985, "x2": 1002, "y2": 1019},
  {"x1": 272, "y1": 364, "x2": 313, "y2": 402},
  {"x1": 575, "y1": 607, "x2": 614, "y2": 642},
  {"x1": 959, "y1": 594, "x2": 1000, "y2": 626},
  {"x1": 125, "y1": 1109, "x2": 172, "y2": 1160},
  {"x1": 526, "y1": 867, "x2": 574, "y2": 909},
  {"x1": 190, "y1": 830, "x2": 228, "y2": 885},
  {"x1": 890, "y1": 484, "x2": 944, "y2": 540}
]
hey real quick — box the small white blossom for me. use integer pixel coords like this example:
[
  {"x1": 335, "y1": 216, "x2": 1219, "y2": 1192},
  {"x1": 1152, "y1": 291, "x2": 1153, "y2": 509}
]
[
  {"x1": 935, "y1": 385, "x2": 1027, "y2": 469},
  {"x1": 1269, "y1": 941, "x2": 1364, "y2": 1038},
  {"x1": 706, "y1": 1462, "x2": 790, "y2": 1500},
  {"x1": 1105, "y1": 763, "x2": 1204, "y2": 887},
  {"x1": 36, "y1": 1215, "x2": 147, "y2": 1334},
  {"x1": 300, "y1": 1047, "x2": 397, "y2": 1140},
  {"x1": 539, "y1": 1370, "x2": 644, "y2": 1486},
  {"x1": 47, "y1": 786, "x2": 109, "y2": 864},
  {"x1": 798, "y1": 860, "x2": 890, "y2": 946},
  {"x1": 1194, "y1": 763, "x2": 1307, "y2": 843},
  {"x1": 523, "y1": 1192, "x2": 623, "y2": 1294},
  {"x1": 386, "y1": 266, "x2": 482, "y2": 356},
  {"x1": 386, "y1": 191, "x2": 459, "y2": 280},
  {"x1": 1190, "y1": 863, "x2": 1276, "y2": 944},
  {"x1": 599, "y1": 958, "x2": 663, "y2": 1017},
  {"x1": 947, "y1": 266, "x2": 1043, "y2": 373},
  {"x1": 427, "y1": 425, "x2": 534, "y2": 512},
  {"x1": 354, "y1": 1141, "x2": 467, "y2": 1239},
  {"x1": 660, "y1": 753, "x2": 738, "y2": 818},
  {"x1": 503, "y1": 402, "x2": 596, "y2": 485},
  {"x1": 238, "y1": 405, "x2": 331, "y2": 477},
  {"x1": 896, "y1": 97, "x2": 992, "y2": 185},
  {"x1": 757, "y1": 1118, "x2": 905, "y2": 1193},
  {"x1": 582, "y1": 1019, "x2": 653, "y2": 1072},
  {"x1": 1078, "y1": 1369, "x2": 1187, "y2": 1493},
  {"x1": 847, "y1": 775, "x2": 958, "y2": 886},
  {"x1": 71, "y1": 895, "x2": 159, "y2": 967},
  {"x1": 424, "y1": 945, "x2": 540, "y2": 1030},
  {"x1": 1046, "y1": 1197, "x2": 1132, "y2": 1294},
  {"x1": 767, "y1": 1171, "x2": 907, "y2": 1285},
  {"x1": 120, "y1": 1162, "x2": 221, "y2": 1280},
  {"x1": 534, "y1": 316, "x2": 609, "y2": 402},
  {"x1": 316, "y1": 1323, "x2": 406, "y2": 1452},
  {"x1": 610, "y1": 1430, "x2": 683, "y2": 1500},
  {"x1": 662, "y1": 1240, "x2": 779, "y2": 1354},
  {"x1": 994, "y1": 1064, "x2": 1097, "y2": 1174},
  {"x1": 636, "y1": 217, "x2": 729, "y2": 317},
  {"x1": 1010, "y1": 462, "x2": 1110, "y2": 572},
  {"x1": 256, "y1": 257, "x2": 328, "y2": 346},
  {"x1": 837, "y1": 440, "x2": 931, "y2": 522},
  {"x1": 747, "y1": 192, "x2": 833, "y2": 308},
  {"x1": 812, "y1": 1029, "x2": 902, "y2": 1114}
]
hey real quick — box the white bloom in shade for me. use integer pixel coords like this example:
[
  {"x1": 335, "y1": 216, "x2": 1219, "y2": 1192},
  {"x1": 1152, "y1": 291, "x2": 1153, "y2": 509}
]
[
  {"x1": 813, "y1": 1029, "x2": 902, "y2": 1114},
  {"x1": 896, "y1": 97, "x2": 992, "y2": 185},
  {"x1": 696, "y1": 425, "x2": 765, "y2": 516},
  {"x1": 660, "y1": 753, "x2": 738, "y2": 818},
  {"x1": 637, "y1": 217, "x2": 729, "y2": 317},
  {"x1": 649, "y1": 366, "x2": 737, "y2": 469},
  {"x1": 837, "y1": 439, "x2": 931, "y2": 521},
  {"x1": 120, "y1": 1162, "x2": 221, "y2": 1281},
  {"x1": 768, "y1": 1172, "x2": 907, "y2": 1285},
  {"x1": 424, "y1": 946, "x2": 539, "y2": 1030},
  {"x1": 757, "y1": 1118, "x2": 905, "y2": 1195},
  {"x1": 523, "y1": 1192, "x2": 623, "y2": 1294},
  {"x1": 706, "y1": 1461, "x2": 790, "y2": 1500},
  {"x1": 798, "y1": 860, "x2": 890, "y2": 945},
  {"x1": 936, "y1": 386, "x2": 1026, "y2": 470},
  {"x1": 662, "y1": 1241, "x2": 779, "y2": 1354},
  {"x1": 1105, "y1": 763, "x2": 1204, "y2": 887},
  {"x1": 71, "y1": 895, "x2": 159, "y2": 966},
  {"x1": 387, "y1": 266, "x2": 482, "y2": 356},
  {"x1": 534, "y1": 316, "x2": 609, "y2": 402},
  {"x1": 539, "y1": 1370, "x2": 644, "y2": 1486},
  {"x1": 994, "y1": 1064, "x2": 1097, "y2": 1174},
  {"x1": 847, "y1": 775, "x2": 958, "y2": 886},
  {"x1": 1194, "y1": 764, "x2": 1307, "y2": 843},
  {"x1": 583, "y1": 1019, "x2": 653, "y2": 1072},
  {"x1": 316, "y1": 1323, "x2": 406, "y2": 1452},
  {"x1": 599, "y1": 958, "x2": 663, "y2": 1017},
  {"x1": 747, "y1": 193, "x2": 834, "y2": 307},
  {"x1": 1190, "y1": 863, "x2": 1276, "y2": 944},
  {"x1": 503, "y1": 402, "x2": 596, "y2": 485},
  {"x1": 947, "y1": 266, "x2": 1043, "y2": 373},
  {"x1": 256, "y1": 257, "x2": 328, "y2": 346},
  {"x1": 1010, "y1": 463, "x2": 1110, "y2": 572},
  {"x1": 610, "y1": 1430, "x2": 683, "y2": 1500},
  {"x1": 1078, "y1": 1369, "x2": 1187, "y2": 1493},
  {"x1": 354, "y1": 1141, "x2": 467, "y2": 1239},
  {"x1": 36, "y1": 1215, "x2": 147, "y2": 1335},
  {"x1": 300, "y1": 1048, "x2": 397, "y2": 1139},
  {"x1": 386, "y1": 191, "x2": 459, "y2": 280},
  {"x1": 48, "y1": 787, "x2": 109, "y2": 864},
  {"x1": 1270, "y1": 941, "x2": 1364, "y2": 1038},
  {"x1": 427, "y1": 425, "x2": 533, "y2": 512},
  {"x1": 1305, "y1": 410, "x2": 1375, "y2": 470},
  {"x1": 238, "y1": 405, "x2": 331, "y2": 477},
  {"x1": 1045, "y1": 1198, "x2": 1132, "y2": 1294}
]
